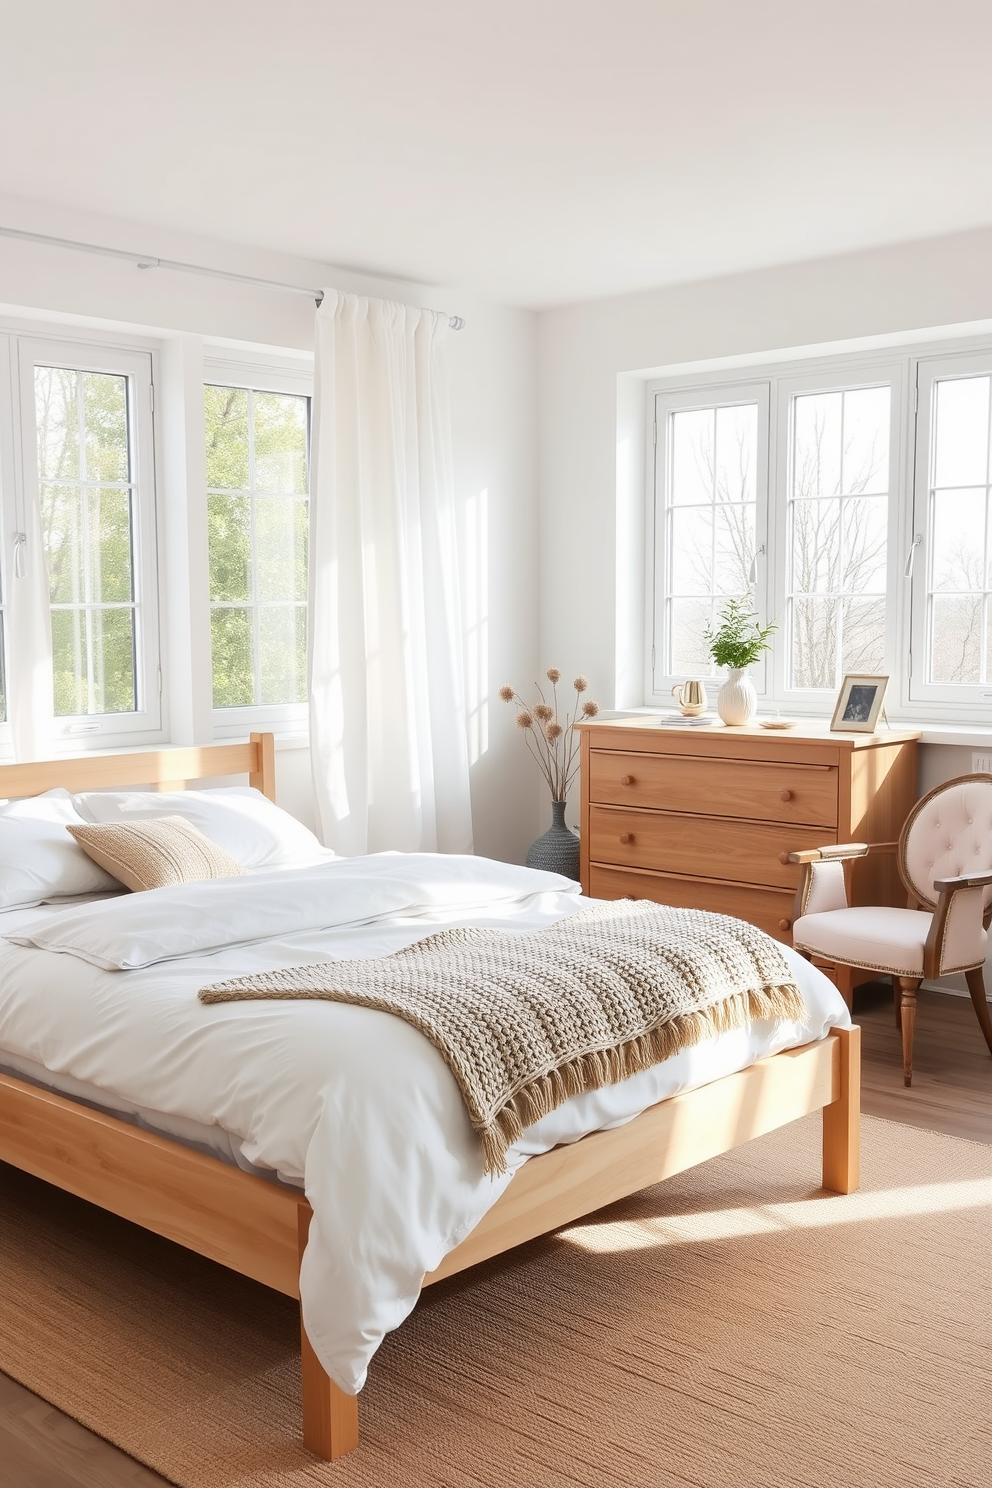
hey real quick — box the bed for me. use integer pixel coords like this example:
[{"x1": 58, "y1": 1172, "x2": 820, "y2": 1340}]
[{"x1": 0, "y1": 733, "x2": 860, "y2": 1461}]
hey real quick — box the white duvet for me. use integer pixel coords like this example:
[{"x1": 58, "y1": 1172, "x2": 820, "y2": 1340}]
[{"x1": 0, "y1": 854, "x2": 849, "y2": 1393}]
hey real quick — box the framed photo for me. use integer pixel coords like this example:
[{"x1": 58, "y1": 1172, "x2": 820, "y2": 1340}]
[{"x1": 830, "y1": 674, "x2": 889, "y2": 734}]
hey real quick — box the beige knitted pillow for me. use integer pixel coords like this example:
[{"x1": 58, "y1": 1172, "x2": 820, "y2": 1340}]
[{"x1": 67, "y1": 817, "x2": 246, "y2": 893}]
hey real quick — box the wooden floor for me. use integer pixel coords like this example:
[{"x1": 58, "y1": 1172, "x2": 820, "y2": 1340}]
[{"x1": 2, "y1": 986, "x2": 990, "y2": 1487}]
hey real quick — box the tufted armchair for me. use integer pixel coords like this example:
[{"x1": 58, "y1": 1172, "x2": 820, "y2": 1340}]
[{"x1": 788, "y1": 773, "x2": 992, "y2": 1086}]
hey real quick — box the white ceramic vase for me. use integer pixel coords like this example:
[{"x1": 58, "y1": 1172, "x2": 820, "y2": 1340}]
[{"x1": 717, "y1": 667, "x2": 757, "y2": 726}]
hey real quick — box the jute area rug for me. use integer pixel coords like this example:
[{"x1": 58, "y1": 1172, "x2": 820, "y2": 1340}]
[{"x1": 1, "y1": 1115, "x2": 989, "y2": 1488}]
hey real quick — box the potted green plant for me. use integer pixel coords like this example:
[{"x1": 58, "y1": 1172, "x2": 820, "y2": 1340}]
[{"x1": 704, "y1": 598, "x2": 775, "y2": 725}]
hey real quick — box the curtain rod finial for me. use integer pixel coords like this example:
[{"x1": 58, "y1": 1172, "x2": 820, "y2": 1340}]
[{"x1": 448, "y1": 315, "x2": 465, "y2": 331}]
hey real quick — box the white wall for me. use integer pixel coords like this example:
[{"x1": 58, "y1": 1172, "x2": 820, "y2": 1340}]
[{"x1": 0, "y1": 194, "x2": 540, "y2": 861}]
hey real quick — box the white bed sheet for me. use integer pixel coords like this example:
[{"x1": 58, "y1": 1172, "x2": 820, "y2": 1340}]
[{"x1": 0, "y1": 859, "x2": 850, "y2": 1394}]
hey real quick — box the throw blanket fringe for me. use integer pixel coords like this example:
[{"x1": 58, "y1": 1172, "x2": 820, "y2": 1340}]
[
  {"x1": 201, "y1": 902, "x2": 805, "y2": 1176},
  {"x1": 479, "y1": 984, "x2": 804, "y2": 1175}
]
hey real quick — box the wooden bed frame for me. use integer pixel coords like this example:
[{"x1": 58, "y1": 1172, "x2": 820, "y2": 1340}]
[{"x1": 0, "y1": 734, "x2": 861, "y2": 1462}]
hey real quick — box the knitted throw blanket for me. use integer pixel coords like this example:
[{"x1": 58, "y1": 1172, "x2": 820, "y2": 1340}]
[{"x1": 200, "y1": 902, "x2": 804, "y2": 1175}]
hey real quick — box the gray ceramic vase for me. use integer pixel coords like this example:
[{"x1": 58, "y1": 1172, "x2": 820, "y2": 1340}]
[{"x1": 526, "y1": 800, "x2": 580, "y2": 880}]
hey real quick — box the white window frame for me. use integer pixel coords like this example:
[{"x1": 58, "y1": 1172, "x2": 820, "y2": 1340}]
[
  {"x1": 203, "y1": 354, "x2": 312, "y2": 741},
  {"x1": 909, "y1": 349, "x2": 992, "y2": 712},
  {"x1": 768, "y1": 360, "x2": 906, "y2": 713},
  {"x1": 0, "y1": 338, "x2": 15, "y2": 749},
  {"x1": 3, "y1": 331, "x2": 163, "y2": 750},
  {"x1": 648, "y1": 381, "x2": 771, "y2": 701},
  {"x1": 646, "y1": 339, "x2": 992, "y2": 726}
]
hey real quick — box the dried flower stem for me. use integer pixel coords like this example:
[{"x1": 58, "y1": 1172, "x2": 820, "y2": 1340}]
[{"x1": 498, "y1": 672, "x2": 598, "y2": 802}]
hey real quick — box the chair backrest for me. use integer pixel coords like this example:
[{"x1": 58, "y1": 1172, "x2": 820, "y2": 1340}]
[{"x1": 898, "y1": 773, "x2": 992, "y2": 910}]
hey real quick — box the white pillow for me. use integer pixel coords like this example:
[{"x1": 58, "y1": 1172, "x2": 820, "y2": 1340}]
[
  {"x1": 71, "y1": 786, "x2": 328, "y2": 870},
  {"x1": 0, "y1": 789, "x2": 121, "y2": 909}
]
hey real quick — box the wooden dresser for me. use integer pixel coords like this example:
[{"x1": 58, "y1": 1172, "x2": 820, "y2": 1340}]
[{"x1": 577, "y1": 719, "x2": 921, "y2": 942}]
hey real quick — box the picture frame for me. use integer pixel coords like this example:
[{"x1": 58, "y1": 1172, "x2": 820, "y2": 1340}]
[{"x1": 829, "y1": 674, "x2": 889, "y2": 734}]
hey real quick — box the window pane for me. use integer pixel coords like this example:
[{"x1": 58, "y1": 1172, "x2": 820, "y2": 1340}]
[
  {"x1": 715, "y1": 405, "x2": 756, "y2": 504},
  {"x1": 35, "y1": 367, "x2": 79, "y2": 480},
  {"x1": 934, "y1": 376, "x2": 990, "y2": 489},
  {"x1": 931, "y1": 489, "x2": 985, "y2": 592},
  {"x1": 841, "y1": 387, "x2": 889, "y2": 495},
  {"x1": 256, "y1": 496, "x2": 308, "y2": 601},
  {"x1": 842, "y1": 497, "x2": 887, "y2": 592},
  {"x1": 670, "y1": 409, "x2": 713, "y2": 505},
  {"x1": 791, "y1": 498, "x2": 839, "y2": 594},
  {"x1": 662, "y1": 397, "x2": 761, "y2": 678},
  {"x1": 35, "y1": 364, "x2": 140, "y2": 719},
  {"x1": 204, "y1": 385, "x2": 249, "y2": 489},
  {"x1": 253, "y1": 392, "x2": 308, "y2": 494},
  {"x1": 208, "y1": 493, "x2": 251, "y2": 601},
  {"x1": 788, "y1": 385, "x2": 891, "y2": 690},
  {"x1": 931, "y1": 595, "x2": 982, "y2": 682},
  {"x1": 794, "y1": 392, "x2": 841, "y2": 498},
  {"x1": 841, "y1": 597, "x2": 886, "y2": 674},
  {"x1": 210, "y1": 608, "x2": 254, "y2": 707},
  {"x1": 83, "y1": 372, "x2": 129, "y2": 483},
  {"x1": 41, "y1": 485, "x2": 83, "y2": 604},
  {"x1": 51, "y1": 606, "x2": 136, "y2": 716},
  {"x1": 669, "y1": 507, "x2": 712, "y2": 594},
  {"x1": 41, "y1": 486, "x2": 133, "y2": 606},
  {"x1": 792, "y1": 597, "x2": 838, "y2": 688},
  {"x1": 713, "y1": 505, "x2": 754, "y2": 595},
  {"x1": 259, "y1": 604, "x2": 307, "y2": 704},
  {"x1": 669, "y1": 598, "x2": 713, "y2": 674},
  {"x1": 207, "y1": 383, "x2": 310, "y2": 708}
]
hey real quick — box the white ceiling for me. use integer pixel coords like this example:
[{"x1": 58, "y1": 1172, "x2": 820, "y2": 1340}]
[{"x1": 1, "y1": 0, "x2": 991, "y2": 308}]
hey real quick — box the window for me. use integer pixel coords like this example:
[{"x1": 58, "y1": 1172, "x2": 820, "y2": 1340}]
[
  {"x1": 786, "y1": 384, "x2": 891, "y2": 689},
  {"x1": 35, "y1": 365, "x2": 141, "y2": 717},
  {"x1": 649, "y1": 343, "x2": 992, "y2": 724},
  {"x1": 204, "y1": 375, "x2": 309, "y2": 725},
  {"x1": 0, "y1": 557, "x2": 6, "y2": 725},
  {"x1": 652, "y1": 385, "x2": 768, "y2": 682},
  {"x1": 0, "y1": 335, "x2": 160, "y2": 747}
]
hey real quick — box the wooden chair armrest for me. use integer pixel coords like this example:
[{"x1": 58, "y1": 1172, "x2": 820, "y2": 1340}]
[
  {"x1": 932, "y1": 869, "x2": 992, "y2": 892},
  {"x1": 924, "y1": 872, "x2": 992, "y2": 978},
  {"x1": 788, "y1": 843, "x2": 868, "y2": 865}
]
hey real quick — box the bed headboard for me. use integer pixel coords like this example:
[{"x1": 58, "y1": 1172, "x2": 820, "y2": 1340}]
[{"x1": 0, "y1": 731, "x2": 276, "y2": 802}]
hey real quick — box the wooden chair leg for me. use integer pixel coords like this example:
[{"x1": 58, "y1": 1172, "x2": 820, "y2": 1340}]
[
  {"x1": 822, "y1": 1025, "x2": 860, "y2": 1194},
  {"x1": 893, "y1": 977, "x2": 902, "y2": 1030},
  {"x1": 301, "y1": 1315, "x2": 359, "y2": 1460},
  {"x1": 298, "y1": 1203, "x2": 359, "y2": 1459},
  {"x1": 964, "y1": 965, "x2": 992, "y2": 1056},
  {"x1": 896, "y1": 977, "x2": 920, "y2": 1087}
]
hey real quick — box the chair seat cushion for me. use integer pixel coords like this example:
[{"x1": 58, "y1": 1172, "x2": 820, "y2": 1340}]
[{"x1": 792, "y1": 906, "x2": 933, "y2": 977}]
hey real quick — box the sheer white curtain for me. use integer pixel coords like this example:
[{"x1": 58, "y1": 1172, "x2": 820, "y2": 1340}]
[{"x1": 308, "y1": 292, "x2": 473, "y2": 856}]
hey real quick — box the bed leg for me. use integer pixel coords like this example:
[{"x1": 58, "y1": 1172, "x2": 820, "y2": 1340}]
[
  {"x1": 821, "y1": 1025, "x2": 860, "y2": 1195},
  {"x1": 298, "y1": 1204, "x2": 359, "y2": 1459},
  {"x1": 301, "y1": 1315, "x2": 359, "y2": 1459}
]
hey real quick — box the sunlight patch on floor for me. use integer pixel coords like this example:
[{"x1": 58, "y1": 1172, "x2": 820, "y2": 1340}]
[{"x1": 561, "y1": 1176, "x2": 992, "y2": 1252}]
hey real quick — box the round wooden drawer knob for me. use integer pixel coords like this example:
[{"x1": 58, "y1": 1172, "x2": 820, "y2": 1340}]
[
  {"x1": 779, "y1": 918, "x2": 791, "y2": 931},
  {"x1": 620, "y1": 775, "x2": 635, "y2": 787},
  {"x1": 778, "y1": 852, "x2": 791, "y2": 865},
  {"x1": 619, "y1": 832, "x2": 634, "y2": 844},
  {"x1": 780, "y1": 789, "x2": 793, "y2": 802}
]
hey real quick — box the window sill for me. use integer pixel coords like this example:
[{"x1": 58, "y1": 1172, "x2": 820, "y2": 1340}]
[
  {"x1": 916, "y1": 725, "x2": 992, "y2": 748},
  {"x1": 620, "y1": 709, "x2": 992, "y2": 749}
]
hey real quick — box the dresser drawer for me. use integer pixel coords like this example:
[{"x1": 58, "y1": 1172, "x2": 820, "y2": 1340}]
[
  {"x1": 589, "y1": 750, "x2": 838, "y2": 828},
  {"x1": 587, "y1": 864, "x2": 796, "y2": 942},
  {"x1": 588, "y1": 805, "x2": 827, "y2": 889}
]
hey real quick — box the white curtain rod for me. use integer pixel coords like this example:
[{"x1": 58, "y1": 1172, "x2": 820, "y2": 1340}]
[{"x1": 0, "y1": 224, "x2": 466, "y2": 330}]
